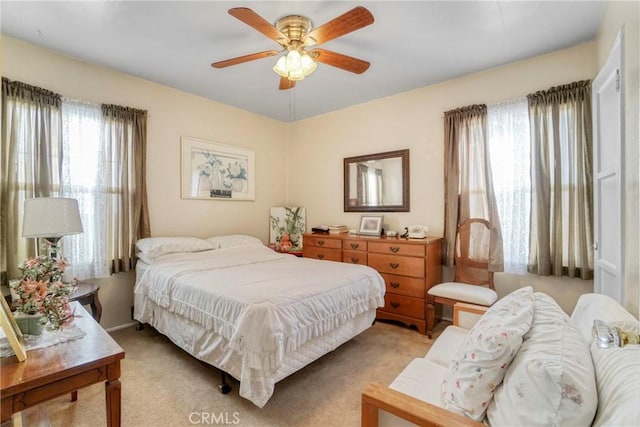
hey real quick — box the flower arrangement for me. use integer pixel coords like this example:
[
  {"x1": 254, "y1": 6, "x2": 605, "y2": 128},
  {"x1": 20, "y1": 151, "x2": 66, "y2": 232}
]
[
  {"x1": 10, "y1": 254, "x2": 76, "y2": 330},
  {"x1": 196, "y1": 151, "x2": 247, "y2": 190},
  {"x1": 226, "y1": 161, "x2": 247, "y2": 180}
]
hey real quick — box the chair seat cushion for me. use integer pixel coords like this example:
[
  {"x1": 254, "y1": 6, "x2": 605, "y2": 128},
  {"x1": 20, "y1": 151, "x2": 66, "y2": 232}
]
[{"x1": 428, "y1": 282, "x2": 498, "y2": 306}]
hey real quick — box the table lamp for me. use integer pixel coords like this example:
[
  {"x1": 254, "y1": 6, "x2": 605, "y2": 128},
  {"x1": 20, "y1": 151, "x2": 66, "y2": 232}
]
[{"x1": 22, "y1": 197, "x2": 83, "y2": 259}]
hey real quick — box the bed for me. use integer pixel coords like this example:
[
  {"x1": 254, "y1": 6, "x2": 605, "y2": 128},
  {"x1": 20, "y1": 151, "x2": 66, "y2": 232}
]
[{"x1": 133, "y1": 235, "x2": 386, "y2": 407}]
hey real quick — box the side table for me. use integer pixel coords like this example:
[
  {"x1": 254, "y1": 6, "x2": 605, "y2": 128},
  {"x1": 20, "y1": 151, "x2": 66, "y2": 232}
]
[
  {"x1": 70, "y1": 282, "x2": 102, "y2": 323},
  {"x1": 1, "y1": 302, "x2": 124, "y2": 426}
]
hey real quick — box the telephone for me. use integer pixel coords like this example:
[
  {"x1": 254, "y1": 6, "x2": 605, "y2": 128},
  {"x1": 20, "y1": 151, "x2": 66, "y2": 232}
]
[{"x1": 403, "y1": 225, "x2": 429, "y2": 239}]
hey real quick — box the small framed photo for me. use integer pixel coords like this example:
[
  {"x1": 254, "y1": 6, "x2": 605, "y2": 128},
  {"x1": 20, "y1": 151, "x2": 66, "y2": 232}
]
[
  {"x1": 0, "y1": 297, "x2": 26, "y2": 362},
  {"x1": 358, "y1": 215, "x2": 384, "y2": 236}
]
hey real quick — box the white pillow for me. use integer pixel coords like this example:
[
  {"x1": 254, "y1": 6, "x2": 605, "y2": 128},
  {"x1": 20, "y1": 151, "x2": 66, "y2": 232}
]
[
  {"x1": 135, "y1": 237, "x2": 214, "y2": 263},
  {"x1": 205, "y1": 234, "x2": 264, "y2": 249},
  {"x1": 441, "y1": 286, "x2": 535, "y2": 421},
  {"x1": 571, "y1": 293, "x2": 638, "y2": 345},
  {"x1": 487, "y1": 292, "x2": 597, "y2": 426},
  {"x1": 591, "y1": 320, "x2": 640, "y2": 426}
]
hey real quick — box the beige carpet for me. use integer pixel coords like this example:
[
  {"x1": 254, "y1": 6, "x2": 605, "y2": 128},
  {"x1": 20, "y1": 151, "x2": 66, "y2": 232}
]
[{"x1": 45, "y1": 320, "x2": 447, "y2": 426}]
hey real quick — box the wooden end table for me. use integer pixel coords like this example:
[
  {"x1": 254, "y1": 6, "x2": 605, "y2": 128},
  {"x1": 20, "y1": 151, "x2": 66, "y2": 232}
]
[
  {"x1": 1, "y1": 302, "x2": 124, "y2": 426},
  {"x1": 70, "y1": 282, "x2": 102, "y2": 322}
]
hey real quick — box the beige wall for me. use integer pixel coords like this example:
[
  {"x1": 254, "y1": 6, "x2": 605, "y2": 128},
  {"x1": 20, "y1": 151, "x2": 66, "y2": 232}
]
[
  {"x1": 288, "y1": 42, "x2": 597, "y2": 313},
  {"x1": 2, "y1": 36, "x2": 288, "y2": 329},
  {"x1": 594, "y1": 0, "x2": 640, "y2": 317}
]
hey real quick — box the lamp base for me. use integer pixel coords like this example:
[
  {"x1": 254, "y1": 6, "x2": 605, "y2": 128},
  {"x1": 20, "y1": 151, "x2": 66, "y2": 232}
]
[{"x1": 41, "y1": 237, "x2": 63, "y2": 259}]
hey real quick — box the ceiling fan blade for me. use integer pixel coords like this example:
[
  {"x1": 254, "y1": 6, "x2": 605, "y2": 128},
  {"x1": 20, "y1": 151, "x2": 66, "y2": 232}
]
[
  {"x1": 211, "y1": 50, "x2": 280, "y2": 68},
  {"x1": 228, "y1": 7, "x2": 290, "y2": 45},
  {"x1": 310, "y1": 48, "x2": 370, "y2": 74},
  {"x1": 304, "y1": 6, "x2": 374, "y2": 46},
  {"x1": 279, "y1": 77, "x2": 296, "y2": 90}
]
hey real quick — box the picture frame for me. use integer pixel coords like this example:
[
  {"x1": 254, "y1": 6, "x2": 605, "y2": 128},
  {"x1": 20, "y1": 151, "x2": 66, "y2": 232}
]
[
  {"x1": 358, "y1": 214, "x2": 384, "y2": 236},
  {"x1": 0, "y1": 297, "x2": 27, "y2": 362},
  {"x1": 181, "y1": 136, "x2": 255, "y2": 201}
]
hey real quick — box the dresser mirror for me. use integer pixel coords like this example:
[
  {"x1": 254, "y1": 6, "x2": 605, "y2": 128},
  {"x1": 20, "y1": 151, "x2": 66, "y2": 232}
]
[{"x1": 344, "y1": 149, "x2": 410, "y2": 212}]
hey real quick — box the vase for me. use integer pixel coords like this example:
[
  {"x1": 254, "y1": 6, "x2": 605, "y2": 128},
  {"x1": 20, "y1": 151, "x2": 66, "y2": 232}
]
[
  {"x1": 231, "y1": 178, "x2": 244, "y2": 192},
  {"x1": 15, "y1": 313, "x2": 46, "y2": 335},
  {"x1": 280, "y1": 233, "x2": 293, "y2": 252}
]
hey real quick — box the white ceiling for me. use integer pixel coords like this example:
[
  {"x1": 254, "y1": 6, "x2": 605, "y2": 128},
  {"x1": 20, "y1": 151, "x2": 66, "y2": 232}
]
[{"x1": 1, "y1": 1, "x2": 606, "y2": 122}]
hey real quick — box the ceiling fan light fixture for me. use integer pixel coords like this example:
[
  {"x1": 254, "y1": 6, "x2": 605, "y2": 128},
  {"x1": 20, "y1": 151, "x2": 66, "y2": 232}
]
[{"x1": 273, "y1": 50, "x2": 317, "y2": 80}]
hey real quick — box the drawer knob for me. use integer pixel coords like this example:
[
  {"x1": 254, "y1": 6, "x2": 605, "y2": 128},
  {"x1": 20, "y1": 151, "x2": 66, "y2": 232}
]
[
  {"x1": 317, "y1": 254, "x2": 324, "y2": 260},
  {"x1": 317, "y1": 240, "x2": 325, "y2": 246},
  {"x1": 390, "y1": 301, "x2": 400, "y2": 309},
  {"x1": 390, "y1": 282, "x2": 400, "y2": 288},
  {"x1": 350, "y1": 257, "x2": 359, "y2": 263},
  {"x1": 390, "y1": 262, "x2": 400, "y2": 269},
  {"x1": 390, "y1": 246, "x2": 400, "y2": 253},
  {"x1": 350, "y1": 243, "x2": 359, "y2": 249}
]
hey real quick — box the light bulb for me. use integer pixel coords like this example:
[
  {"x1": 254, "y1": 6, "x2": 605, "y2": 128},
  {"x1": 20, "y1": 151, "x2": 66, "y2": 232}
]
[{"x1": 285, "y1": 50, "x2": 302, "y2": 71}]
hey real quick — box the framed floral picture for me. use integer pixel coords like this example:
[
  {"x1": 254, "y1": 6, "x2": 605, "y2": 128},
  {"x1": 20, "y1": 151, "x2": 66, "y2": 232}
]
[{"x1": 181, "y1": 136, "x2": 255, "y2": 200}]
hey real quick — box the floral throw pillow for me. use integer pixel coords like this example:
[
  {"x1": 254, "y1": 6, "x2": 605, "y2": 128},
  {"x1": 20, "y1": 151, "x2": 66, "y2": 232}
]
[{"x1": 441, "y1": 286, "x2": 535, "y2": 421}]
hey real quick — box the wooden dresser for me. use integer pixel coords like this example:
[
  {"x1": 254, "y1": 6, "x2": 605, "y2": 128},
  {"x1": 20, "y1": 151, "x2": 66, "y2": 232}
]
[{"x1": 303, "y1": 233, "x2": 442, "y2": 334}]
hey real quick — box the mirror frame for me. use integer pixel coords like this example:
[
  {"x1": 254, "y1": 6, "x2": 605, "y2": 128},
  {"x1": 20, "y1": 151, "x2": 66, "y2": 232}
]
[{"x1": 343, "y1": 149, "x2": 410, "y2": 212}]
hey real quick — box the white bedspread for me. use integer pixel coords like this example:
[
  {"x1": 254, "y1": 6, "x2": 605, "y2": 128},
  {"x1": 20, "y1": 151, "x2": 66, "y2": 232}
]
[{"x1": 134, "y1": 245, "x2": 385, "y2": 406}]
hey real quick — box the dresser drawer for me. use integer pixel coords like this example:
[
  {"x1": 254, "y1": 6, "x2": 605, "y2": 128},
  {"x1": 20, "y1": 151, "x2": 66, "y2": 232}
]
[
  {"x1": 303, "y1": 246, "x2": 342, "y2": 262},
  {"x1": 381, "y1": 273, "x2": 425, "y2": 299},
  {"x1": 380, "y1": 294, "x2": 425, "y2": 319},
  {"x1": 343, "y1": 239, "x2": 367, "y2": 251},
  {"x1": 368, "y1": 253, "x2": 425, "y2": 278},
  {"x1": 368, "y1": 241, "x2": 425, "y2": 257},
  {"x1": 304, "y1": 235, "x2": 342, "y2": 249},
  {"x1": 342, "y1": 250, "x2": 367, "y2": 265}
]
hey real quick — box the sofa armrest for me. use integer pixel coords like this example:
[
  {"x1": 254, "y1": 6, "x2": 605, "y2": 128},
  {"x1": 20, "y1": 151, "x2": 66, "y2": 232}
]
[
  {"x1": 362, "y1": 383, "x2": 484, "y2": 427},
  {"x1": 453, "y1": 303, "x2": 488, "y2": 329}
]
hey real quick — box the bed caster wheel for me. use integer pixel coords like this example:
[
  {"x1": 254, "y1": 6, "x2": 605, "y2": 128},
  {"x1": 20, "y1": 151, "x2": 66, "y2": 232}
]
[
  {"x1": 135, "y1": 322, "x2": 144, "y2": 331},
  {"x1": 218, "y1": 383, "x2": 231, "y2": 394}
]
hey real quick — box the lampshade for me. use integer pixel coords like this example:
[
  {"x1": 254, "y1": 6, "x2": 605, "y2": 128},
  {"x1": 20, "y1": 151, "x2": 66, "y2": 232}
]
[{"x1": 22, "y1": 197, "x2": 84, "y2": 238}]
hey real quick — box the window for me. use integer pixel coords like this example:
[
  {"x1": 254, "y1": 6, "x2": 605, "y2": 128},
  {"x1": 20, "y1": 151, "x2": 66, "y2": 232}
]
[
  {"x1": 487, "y1": 99, "x2": 531, "y2": 274},
  {"x1": 1, "y1": 78, "x2": 149, "y2": 283},
  {"x1": 59, "y1": 100, "x2": 110, "y2": 279}
]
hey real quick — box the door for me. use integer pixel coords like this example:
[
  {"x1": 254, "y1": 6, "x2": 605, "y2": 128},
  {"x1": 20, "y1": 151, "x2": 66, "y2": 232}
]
[{"x1": 592, "y1": 31, "x2": 623, "y2": 302}]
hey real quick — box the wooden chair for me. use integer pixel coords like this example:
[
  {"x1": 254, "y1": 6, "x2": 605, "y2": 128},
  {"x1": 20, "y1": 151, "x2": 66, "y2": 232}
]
[{"x1": 426, "y1": 218, "x2": 497, "y2": 338}]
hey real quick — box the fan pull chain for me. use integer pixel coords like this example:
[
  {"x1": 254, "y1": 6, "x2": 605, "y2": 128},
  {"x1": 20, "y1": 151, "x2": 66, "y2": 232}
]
[{"x1": 289, "y1": 86, "x2": 296, "y2": 121}]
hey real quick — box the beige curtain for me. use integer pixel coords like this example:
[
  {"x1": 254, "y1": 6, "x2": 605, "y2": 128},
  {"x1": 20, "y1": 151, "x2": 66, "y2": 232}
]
[
  {"x1": 444, "y1": 104, "x2": 503, "y2": 271},
  {"x1": 101, "y1": 104, "x2": 150, "y2": 273},
  {"x1": 1, "y1": 78, "x2": 62, "y2": 282},
  {"x1": 527, "y1": 80, "x2": 593, "y2": 279}
]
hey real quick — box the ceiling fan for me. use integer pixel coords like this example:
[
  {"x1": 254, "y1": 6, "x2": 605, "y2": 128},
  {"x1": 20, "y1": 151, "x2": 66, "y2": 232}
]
[{"x1": 211, "y1": 6, "x2": 374, "y2": 90}]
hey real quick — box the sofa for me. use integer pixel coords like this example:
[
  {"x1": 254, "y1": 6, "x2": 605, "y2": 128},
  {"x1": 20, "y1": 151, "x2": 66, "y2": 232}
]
[{"x1": 362, "y1": 287, "x2": 640, "y2": 426}]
